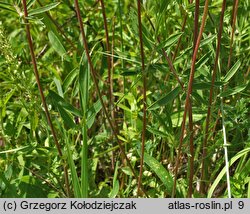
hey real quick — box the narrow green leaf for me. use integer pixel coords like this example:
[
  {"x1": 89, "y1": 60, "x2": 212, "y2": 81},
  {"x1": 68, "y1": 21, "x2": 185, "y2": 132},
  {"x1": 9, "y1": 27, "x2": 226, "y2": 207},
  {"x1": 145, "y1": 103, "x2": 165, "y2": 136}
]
[
  {"x1": 27, "y1": 0, "x2": 37, "y2": 9},
  {"x1": 0, "y1": 2, "x2": 16, "y2": 13},
  {"x1": 3, "y1": 89, "x2": 16, "y2": 105},
  {"x1": 193, "y1": 81, "x2": 225, "y2": 90},
  {"x1": 109, "y1": 161, "x2": 120, "y2": 198},
  {"x1": 65, "y1": 133, "x2": 82, "y2": 197},
  {"x1": 29, "y1": 2, "x2": 60, "y2": 16},
  {"x1": 109, "y1": 180, "x2": 119, "y2": 198},
  {"x1": 79, "y1": 55, "x2": 89, "y2": 114},
  {"x1": 171, "y1": 111, "x2": 205, "y2": 127},
  {"x1": 200, "y1": 34, "x2": 216, "y2": 47},
  {"x1": 63, "y1": 68, "x2": 78, "y2": 92},
  {"x1": 223, "y1": 60, "x2": 241, "y2": 83},
  {"x1": 147, "y1": 126, "x2": 168, "y2": 138},
  {"x1": 86, "y1": 98, "x2": 104, "y2": 128},
  {"x1": 0, "y1": 146, "x2": 29, "y2": 154},
  {"x1": 208, "y1": 147, "x2": 250, "y2": 198},
  {"x1": 141, "y1": 24, "x2": 154, "y2": 50},
  {"x1": 196, "y1": 50, "x2": 212, "y2": 69},
  {"x1": 157, "y1": 32, "x2": 183, "y2": 51},
  {"x1": 219, "y1": 85, "x2": 247, "y2": 97},
  {"x1": 121, "y1": 166, "x2": 133, "y2": 176},
  {"x1": 78, "y1": 53, "x2": 89, "y2": 197},
  {"x1": 139, "y1": 150, "x2": 176, "y2": 196},
  {"x1": 120, "y1": 67, "x2": 140, "y2": 76},
  {"x1": 48, "y1": 90, "x2": 82, "y2": 117},
  {"x1": 53, "y1": 77, "x2": 64, "y2": 98},
  {"x1": 57, "y1": 105, "x2": 76, "y2": 128},
  {"x1": 48, "y1": 31, "x2": 70, "y2": 61},
  {"x1": 148, "y1": 86, "x2": 181, "y2": 110},
  {"x1": 159, "y1": 0, "x2": 170, "y2": 13}
]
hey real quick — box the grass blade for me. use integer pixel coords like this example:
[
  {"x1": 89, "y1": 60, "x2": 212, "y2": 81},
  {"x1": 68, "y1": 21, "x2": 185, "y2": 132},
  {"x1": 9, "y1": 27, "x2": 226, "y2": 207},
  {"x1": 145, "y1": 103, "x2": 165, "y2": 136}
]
[
  {"x1": 65, "y1": 132, "x2": 82, "y2": 197},
  {"x1": 208, "y1": 147, "x2": 250, "y2": 198},
  {"x1": 79, "y1": 54, "x2": 89, "y2": 198}
]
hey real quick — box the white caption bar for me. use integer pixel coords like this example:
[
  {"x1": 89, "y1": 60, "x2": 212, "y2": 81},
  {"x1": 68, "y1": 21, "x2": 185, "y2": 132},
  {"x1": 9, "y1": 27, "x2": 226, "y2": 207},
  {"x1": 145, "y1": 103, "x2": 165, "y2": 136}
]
[{"x1": 0, "y1": 198, "x2": 249, "y2": 214}]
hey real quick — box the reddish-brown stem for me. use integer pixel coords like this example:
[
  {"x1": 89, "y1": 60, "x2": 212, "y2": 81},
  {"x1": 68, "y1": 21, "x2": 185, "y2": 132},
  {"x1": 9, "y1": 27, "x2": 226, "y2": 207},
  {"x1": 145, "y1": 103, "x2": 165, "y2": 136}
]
[
  {"x1": 193, "y1": 0, "x2": 200, "y2": 52},
  {"x1": 100, "y1": 0, "x2": 118, "y2": 170},
  {"x1": 22, "y1": 0, "x2": 70, "y2": 197},
  {"x1": 228, "y1": 0, "x2": 239, "y2": 68},
  {"x1": 200, "y1": 0, "x2": 226, "y2": 195},
  {"x1": 187, "y1": 0, "x2": 199, "y2": 198},
  {"x1": 137, "y1": 0, "x2": 147, "y2": 197},
  {"x1": 111, "y1": 17, "x2": 116, "y2": 170},
  {"x1": 146, "y1": 17, "x2": 184, "y2": 90},
  {"x1": 172, "y1": 0, "x2": 210, "y2": 198},
  {"x1": 99, "y1": 0, "x2": 112, "y2": 99},
  {"x1": 158, "y1": 36, "x2": 184, "y2": 90},
  {"x1": 73, "y1": 0, "x2": 148, "y2": 196}
]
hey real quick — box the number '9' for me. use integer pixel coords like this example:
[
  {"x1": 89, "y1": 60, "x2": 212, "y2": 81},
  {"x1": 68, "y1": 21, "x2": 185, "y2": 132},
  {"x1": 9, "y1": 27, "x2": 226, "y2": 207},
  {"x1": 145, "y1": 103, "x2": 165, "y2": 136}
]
[{"x1": 238, "y1": 201, "x2": 244, "y2": 209}]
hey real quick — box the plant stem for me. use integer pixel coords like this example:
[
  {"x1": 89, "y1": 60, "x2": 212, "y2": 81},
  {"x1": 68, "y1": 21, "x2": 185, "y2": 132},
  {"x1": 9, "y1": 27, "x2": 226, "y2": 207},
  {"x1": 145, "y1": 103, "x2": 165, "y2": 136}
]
[
  {"x1": 172, "y1": 0, "x2": 210, "y2": 198},
  {"x1": 100, "y1": 0, "x2": 112, "y2": 102},
  {"x1": 193, "y1": 0, "x2": 200, "y2": 53},
  {"x1": 111, "y1": 17, "x2": 116, "y2": 170},
  {"x1": 187, "y1": 0, "x2": 199, "y2": 197},
  {"x1": 21, "y1": 0, "x2": 70, "y2": 197},
  {"x1": 146, "y1": 17, "x2": 184, "y2": 90},
  {"x1": 220, "y1": 87, "x2": 231, "y2": 198},
  {"x1": 201, "y1": 0, "x2": 226, "y2": 195},
  {"x1": 228, "y1": 0, "x2": 239, "y2": 68},
  {"x1": 73, "y1": 0, "x2": 147, "y2": 196},
  {"x1": 100, "y1": 0, "x2": 118, "y2": 170},
  {"x1": 137, "y1": 0, "x2": 147, "y2": 197}
]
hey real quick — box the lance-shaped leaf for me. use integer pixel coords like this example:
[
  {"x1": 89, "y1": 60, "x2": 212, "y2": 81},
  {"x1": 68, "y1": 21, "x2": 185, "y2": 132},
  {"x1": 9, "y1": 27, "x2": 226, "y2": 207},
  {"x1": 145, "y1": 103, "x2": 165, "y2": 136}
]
[
  {"x1": 137, "y1": 149, "x2": 180, "y2": 196},
  {"x1": 157, "y1": 32, "x2": 183, "y2": 51},
  {"x1": 29, "y1": 2, "x2": 60, "y2": 16},
  {"x1": 223, "y1": 60, "x2": 241, "y2": 83},
  {"x1": 48, "y1": 31, "x2": 70, "y2": 61},
  {"x1": 148, "y1": 86, "x2": 181, "y2": 110}
]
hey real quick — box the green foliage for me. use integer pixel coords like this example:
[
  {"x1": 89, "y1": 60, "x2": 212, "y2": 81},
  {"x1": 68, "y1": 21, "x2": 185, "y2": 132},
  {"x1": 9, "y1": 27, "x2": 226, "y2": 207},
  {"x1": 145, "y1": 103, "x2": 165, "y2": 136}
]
[{"x1": 0, "y1": 0, "x2": 249, "y2": 198}]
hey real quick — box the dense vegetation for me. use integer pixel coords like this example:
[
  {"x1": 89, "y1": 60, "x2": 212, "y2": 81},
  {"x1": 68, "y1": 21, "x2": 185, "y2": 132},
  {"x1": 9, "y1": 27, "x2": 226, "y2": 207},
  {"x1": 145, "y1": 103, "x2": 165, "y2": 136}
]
[{"x1": 0, "y1": 0, "x2": 249, "y2": 198}]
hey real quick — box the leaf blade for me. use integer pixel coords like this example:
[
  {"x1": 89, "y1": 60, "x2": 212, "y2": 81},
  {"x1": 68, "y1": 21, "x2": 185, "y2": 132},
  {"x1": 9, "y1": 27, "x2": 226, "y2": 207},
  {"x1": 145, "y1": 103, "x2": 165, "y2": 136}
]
[
  {"x1": 148, "y1": 86, "x2": 181, "y2": 110},
  {"x1": 223, "y1": 60, "x2": 241, "y2": 83},
  {"x1": 29, "y1": 2, "x2": 60, "y2": 16}
]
